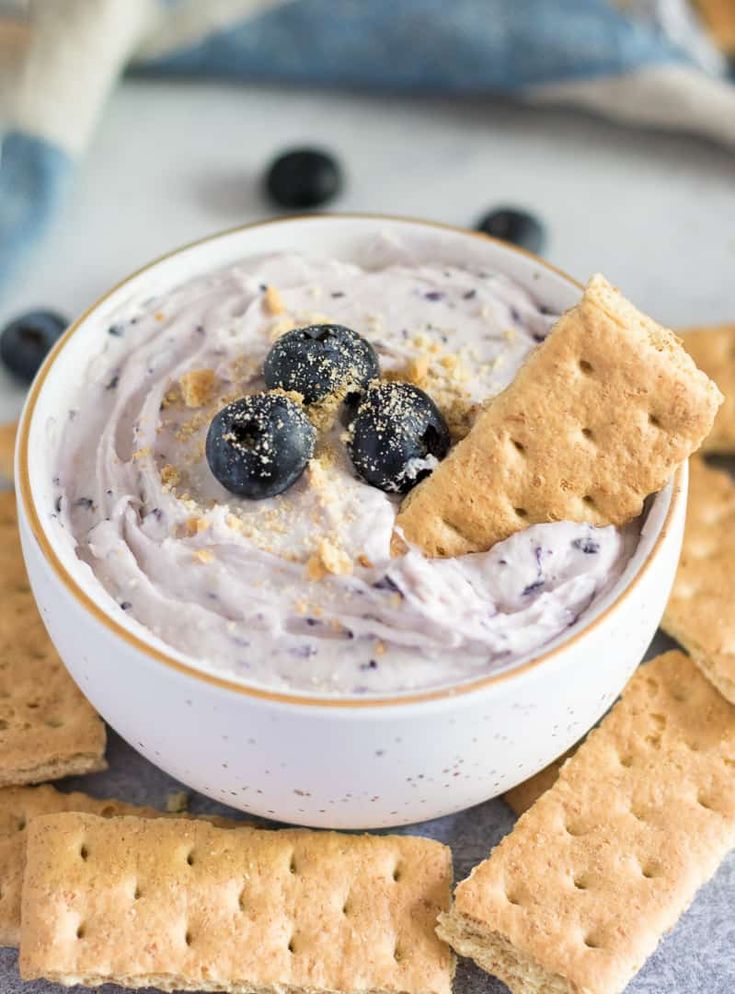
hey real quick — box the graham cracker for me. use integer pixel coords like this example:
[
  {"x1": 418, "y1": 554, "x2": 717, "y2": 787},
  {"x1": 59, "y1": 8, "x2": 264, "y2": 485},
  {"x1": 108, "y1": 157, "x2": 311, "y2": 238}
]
[
  {"x1": 680, "y1": 324, "x2": 735, "y2": 453},
  {"x1": 503, "y1": 749, "x2": 574, "y2": 817},
  {"x1": 0, "y1": 422, "x2": 16, "y2": 481},
  {"x1": 437, "y1": 651, "x2": 735, "y2": 994},
  {"x1": 19, "y1": 814, "x2": 454, "y2": 994},
  {"x1": 0, "y1": 785, "x2": 158, "y2": 947},
  {"x1": 696, "y1": 0, "x2": 735, "y2": 51},
  {"x1": 0, "y1": 784, "x2": 243, "y2": 948},
  {"x1": 395, "y1": 274, "x2": 721, "y2": 557},
  {"x1": 663, "y1": 457, "x2": 735, "y2": 703},
  {"x1": 0, "y1": 491, "x2": 106, "y2": 785}
]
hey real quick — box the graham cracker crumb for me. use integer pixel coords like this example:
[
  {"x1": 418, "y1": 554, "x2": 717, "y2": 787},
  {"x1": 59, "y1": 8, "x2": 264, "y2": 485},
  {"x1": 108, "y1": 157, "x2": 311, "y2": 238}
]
[
  {"x1": 175, "y1": 411, "x2": 209, "y2": 442},
  {"x1": 316, "y1": 446, "x2": 337, "y2": 469},
  {"x1": 131, "y1": 447, "x2": 151, "y2": 462},
  {"x1": 306, "y1": 538, "x2": 353, "y2": 580},
  {"x1": 226, "y1": 513, "x2": 248, "y2": 535},
  {"x1": 390, "y1": 346, "x2": 475, "y2": 441},
  {"x1": 229, "y1": 354, "x2": 260, "y2": 384},
  {"x1": 320, "y1": 538, "x2": 352, "y2": 576},
  {"x1": 306, "y1": 455, "x2": 343, "y2": 514},
  {"x1": 161, "y1": 385, "x2": 181, "y2": 409},
  {"x1": 271, "y1": 387, "x2": 305, "y2": 406},
  {"x1": 160, "y1": 464, "x2": 180, "y2": 489},
  {"x1": 407, "y1": 355, "x2": 430, "y2": 382},
  {"x1": 193, "y1": 549, "x2": 214, "y2": 564},
  {"x1": 181, "y1": 516, "x2": 209, "y2": 537},
  {"x1": 264, "y1": 285, "x2": 285, "y2": 315},
  {"x1": 179, "y1": 369, "x2": 215, "y2": 408},
  {"x1": 307, "y1": 456, "x2": 331, "y2": 492},
  {"x1": 308, "y1": 393, "x2": 344, "y2": 432},
  {"x1": 305, "y1": 555, "x2": 327, "y2": 581}
]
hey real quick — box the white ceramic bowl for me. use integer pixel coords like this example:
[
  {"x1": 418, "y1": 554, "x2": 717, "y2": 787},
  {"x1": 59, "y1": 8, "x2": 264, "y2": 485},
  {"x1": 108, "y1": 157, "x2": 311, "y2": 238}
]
[{"x1": 16, "y1": 215, "x2": 686, "y2": 829}]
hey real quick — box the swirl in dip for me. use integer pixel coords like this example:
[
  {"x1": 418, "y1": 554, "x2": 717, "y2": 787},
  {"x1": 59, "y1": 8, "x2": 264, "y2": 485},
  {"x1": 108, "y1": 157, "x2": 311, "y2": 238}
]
[{"x1": 54, "y1": 241, "x2": 637, "y2": 695}]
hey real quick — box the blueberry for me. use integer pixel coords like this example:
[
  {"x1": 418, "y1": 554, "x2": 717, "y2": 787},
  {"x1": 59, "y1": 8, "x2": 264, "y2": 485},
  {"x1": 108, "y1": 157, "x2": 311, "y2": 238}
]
[
  {"x1": 264, "y1": 324, "x2": 379, "y2": 405},
  {"x1": 475, "y1": 208, "x2": 546, "y2": 255},
  {"x1": 205, "y1": 392, "x2": 316, "y2": 499},
  {"x1": 347, "y1": 382, "x2": 450, "y2": 494},
  {"x1": 265, "y1": 148, "x2": 342, "y2": 209},
  {"x1": 0, "y1": 310, "x2": 67, "y2": 383}
]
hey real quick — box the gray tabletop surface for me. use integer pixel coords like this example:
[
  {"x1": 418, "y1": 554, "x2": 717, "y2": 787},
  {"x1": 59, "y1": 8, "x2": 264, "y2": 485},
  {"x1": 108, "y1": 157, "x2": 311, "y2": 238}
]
[{"x1": 2, "y1": 632, "x2": 734, "y2": 994}]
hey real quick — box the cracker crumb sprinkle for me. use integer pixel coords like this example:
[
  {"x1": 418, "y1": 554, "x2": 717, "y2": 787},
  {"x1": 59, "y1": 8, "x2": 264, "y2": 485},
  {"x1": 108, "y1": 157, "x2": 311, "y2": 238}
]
[
  {"x1": 182, "y1": 516, "x2": 209, "y2": 537},
  {"x1": 160, "y1": 464, "x2": 180, "y2": 488},
  {"x1": 306, "y1": 537, "x2": 353, "y2": 580},
  {"x1": 179, "y1": 369, "x2": 215, "y2": 408},
  {"x1": 264, "y1": 284, "x2": 285, "y2": 315}
]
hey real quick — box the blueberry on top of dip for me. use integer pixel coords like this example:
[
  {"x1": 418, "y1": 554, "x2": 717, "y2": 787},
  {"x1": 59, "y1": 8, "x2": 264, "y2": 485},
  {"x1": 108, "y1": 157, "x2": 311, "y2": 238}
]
[{"x1": 53, "y1": 240, "x2": 637, "y2": 696}]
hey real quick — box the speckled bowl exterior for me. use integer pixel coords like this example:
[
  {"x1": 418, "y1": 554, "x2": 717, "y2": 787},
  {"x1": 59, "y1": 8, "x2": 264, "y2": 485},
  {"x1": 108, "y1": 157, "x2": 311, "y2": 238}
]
[{"x1": 16, "y1": 215, "x2": 686, "y2": 829}]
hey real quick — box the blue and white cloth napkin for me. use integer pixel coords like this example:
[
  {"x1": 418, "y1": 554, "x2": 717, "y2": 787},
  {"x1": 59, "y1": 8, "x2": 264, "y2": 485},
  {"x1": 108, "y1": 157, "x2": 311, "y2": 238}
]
[{"x1": 1, "y1": 0, "x2": 734, "y2": 294}]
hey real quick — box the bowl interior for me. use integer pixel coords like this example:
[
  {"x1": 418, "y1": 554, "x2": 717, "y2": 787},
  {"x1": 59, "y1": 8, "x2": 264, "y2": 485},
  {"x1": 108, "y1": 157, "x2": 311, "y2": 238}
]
[{"x1": 20, "y1": 214, "x2": 676, "y2": 701}]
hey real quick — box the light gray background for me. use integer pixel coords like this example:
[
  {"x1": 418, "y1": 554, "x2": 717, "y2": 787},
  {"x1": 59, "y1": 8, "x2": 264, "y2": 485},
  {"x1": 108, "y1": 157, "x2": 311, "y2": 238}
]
[{"x1": 1, "y1": 81, "x2": 734, "y2": 992}]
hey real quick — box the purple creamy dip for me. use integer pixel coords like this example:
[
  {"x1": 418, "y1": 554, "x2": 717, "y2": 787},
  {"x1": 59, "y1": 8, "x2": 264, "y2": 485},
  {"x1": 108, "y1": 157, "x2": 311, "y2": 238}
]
[{"x1": 54, "y1": 245, "x2": 636, "y2": 695}]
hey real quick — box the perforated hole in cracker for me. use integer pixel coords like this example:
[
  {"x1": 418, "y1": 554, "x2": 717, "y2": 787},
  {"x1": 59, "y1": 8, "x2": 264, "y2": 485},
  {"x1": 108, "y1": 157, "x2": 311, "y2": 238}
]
[
  {"x1": 639, "y1": 859, "x2": 661, "y2": 880},
  {"x1": 582, "y1": 931, "x2": 602, "y2": 950}
]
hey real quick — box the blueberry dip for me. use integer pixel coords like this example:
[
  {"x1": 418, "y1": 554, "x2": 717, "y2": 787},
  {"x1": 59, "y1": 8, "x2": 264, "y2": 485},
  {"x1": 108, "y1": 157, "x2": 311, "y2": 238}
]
[{"x1": 53, "y1": 244, "x2": 638, "y2": 695}]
